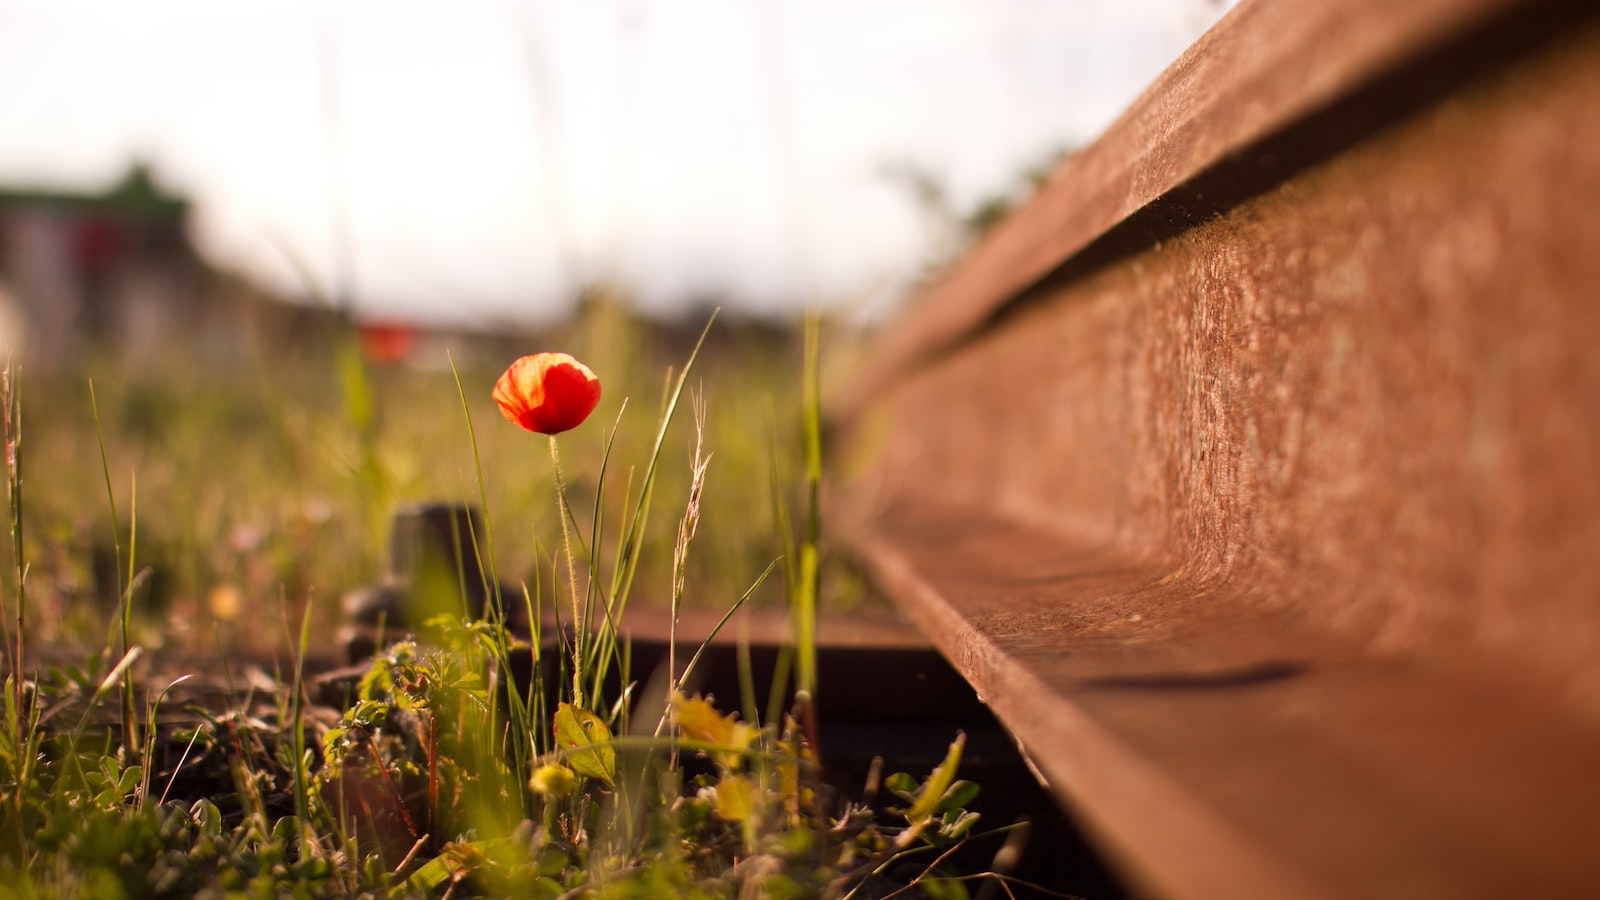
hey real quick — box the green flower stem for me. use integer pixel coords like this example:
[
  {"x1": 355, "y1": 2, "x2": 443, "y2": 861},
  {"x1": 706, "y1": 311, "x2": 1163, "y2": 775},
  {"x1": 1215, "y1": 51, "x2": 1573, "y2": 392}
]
[{"x1": 549, "y1": 434, "x2": 583, "y2": 709}]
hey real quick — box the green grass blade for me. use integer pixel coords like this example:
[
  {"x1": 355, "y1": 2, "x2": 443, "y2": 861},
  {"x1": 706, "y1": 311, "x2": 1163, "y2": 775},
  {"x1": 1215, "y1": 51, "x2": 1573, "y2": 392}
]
[
  {"x1": 583, "y1": 406, "x2": 633, "y2": 723},
  {"x1": 87, "y1": 381, "x2": 121, "y2": 649},
  {"x1": 88, "y1": 379, "x2": 140, "y2": 759},
  {"x1": 607, "y1": 309, "x2": 719, "y2": 612},
  {"x1": 291, "y1": 597, "x2": 314, "y2": 855},
  {"x1": 795, "y1": 312, "x2": 823, "y2": 700}
]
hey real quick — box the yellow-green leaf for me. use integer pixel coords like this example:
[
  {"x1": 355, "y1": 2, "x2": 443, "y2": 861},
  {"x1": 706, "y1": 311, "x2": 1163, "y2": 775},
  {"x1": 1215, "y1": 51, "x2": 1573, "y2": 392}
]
[
  {"x1": 670, "y1": 693, "x2": 756, "y2": 769},
  {"x1": 553, "y1": 703, "x2": 616, "y2": 786},
  {"x1": 908, "y1": 732, "x2": 965, "y2": 823},
  {"x1": 713, "y1": 774, "x2": 755, "y2": 823},
  {"x1": 671, "y1": 694, "x2": 733, "y2": 744}
]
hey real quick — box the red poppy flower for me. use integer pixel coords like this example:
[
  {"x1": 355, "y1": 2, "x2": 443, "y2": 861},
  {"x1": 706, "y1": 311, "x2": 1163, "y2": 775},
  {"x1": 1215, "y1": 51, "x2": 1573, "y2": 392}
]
[{"x1": 493, "y1": 352, "x2": 602, "y2": 435}]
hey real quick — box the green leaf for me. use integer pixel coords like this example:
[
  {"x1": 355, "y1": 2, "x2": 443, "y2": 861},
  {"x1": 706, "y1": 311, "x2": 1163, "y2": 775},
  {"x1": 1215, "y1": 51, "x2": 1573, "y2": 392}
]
[
  {"x1": 400, "y1": 855, "x2": 454, "y2": 894},
  {"x1": 884, "y1": 771, "x2": 920, "y2": 804},
  {"x1": 937, "y1": 779, "x2": 980, "y2": 815},
  {"x1": 117, "y1": 765, "x2": 142, "y2": 797},
  {"x1": 940, "y1": 809, "x2": 982, "y2": 840},
  {"x1": 553, "y1": 702, "x2": 616, "y2": 786},
  {"x1": 271, "y1": 815, "x2": 300, "y2": 845},
  {"x1": 536, "y1": 844, "x2": 568, "y2": 877},
  {"x1": 907, "y1": 732, "x2": 965, "y2": 824},
  {"x1": 190, "y1": 799, "x2": 222, "y2": 836}
]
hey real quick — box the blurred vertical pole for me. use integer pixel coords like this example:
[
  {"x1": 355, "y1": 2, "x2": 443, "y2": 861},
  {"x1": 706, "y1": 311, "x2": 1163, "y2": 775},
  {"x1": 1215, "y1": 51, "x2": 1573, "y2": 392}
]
[
  {"x1": 755, "y1": 0, "x2": 812, "y2": 304},
  {"x1": 607, "y1": 3, "x2": 649, "y2": 289},
  {"x1": 321, "y1": 32, "x2": 385, "y2": 568},
  {"x1": 320, "y1": 35, "x2": 355, "y2": 312},
  {"x1": 523, "y1": 3, "x2": 583, "y2": 307},
  {"x1": 757, "y1": 0, "x2": 823, "y2": 712}
]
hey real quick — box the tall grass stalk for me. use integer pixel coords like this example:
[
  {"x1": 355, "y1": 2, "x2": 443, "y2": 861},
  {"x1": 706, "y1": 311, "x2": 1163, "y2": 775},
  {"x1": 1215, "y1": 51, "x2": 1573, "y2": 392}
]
[
  {"x1": 0, "y1": 358, "x2": 37, "y2": 868},
  {"x1": 794, "y1": 312, "x2": 823, "y2": 703},
  {"x1": 88, "y1": 379, "x2": 141, "y2": 761},
  {"x1": 667, "y1": 393, "x2": 710, "y2": 704},
  {"x1": 2, "y1": 362, "x2": 22, "y2": 745},
  {"x1": 290, "y1": 596, "x2": 316, "y2": 855},
  {"x1": 765, "y1": 418, "x2": 798, "y2": 729}
]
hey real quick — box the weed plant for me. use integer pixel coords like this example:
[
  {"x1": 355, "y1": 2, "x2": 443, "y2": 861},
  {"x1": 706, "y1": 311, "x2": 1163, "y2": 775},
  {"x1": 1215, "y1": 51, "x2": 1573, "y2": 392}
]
[{"x1": 0, "y1": 311, "x2": 1025, "y2": 898}]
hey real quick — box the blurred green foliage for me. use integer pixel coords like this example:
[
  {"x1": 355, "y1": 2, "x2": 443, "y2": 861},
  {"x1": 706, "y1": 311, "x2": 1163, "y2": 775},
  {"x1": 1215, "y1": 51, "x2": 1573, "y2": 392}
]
[{"x1": 13, "y1": 297, "x2": 821, "y2": 654}]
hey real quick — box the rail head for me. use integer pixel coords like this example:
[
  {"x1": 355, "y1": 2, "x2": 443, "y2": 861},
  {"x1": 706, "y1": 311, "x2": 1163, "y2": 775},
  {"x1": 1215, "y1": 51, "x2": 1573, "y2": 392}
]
[{"x1": 838, "y1": 0, "x2": 1582, "y2": 420}]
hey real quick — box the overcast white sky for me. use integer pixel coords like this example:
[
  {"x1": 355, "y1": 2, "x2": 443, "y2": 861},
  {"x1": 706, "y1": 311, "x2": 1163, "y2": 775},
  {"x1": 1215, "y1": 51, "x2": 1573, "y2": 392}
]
[{"x1": 0, "y1": 0, "x2": 1231, "y2": 326}]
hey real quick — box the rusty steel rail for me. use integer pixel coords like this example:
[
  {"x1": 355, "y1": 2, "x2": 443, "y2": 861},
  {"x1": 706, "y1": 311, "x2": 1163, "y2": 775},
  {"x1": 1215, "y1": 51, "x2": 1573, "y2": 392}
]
[{"x1": 833, "y1": 0, "x2": 1600, "y2": 897}]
